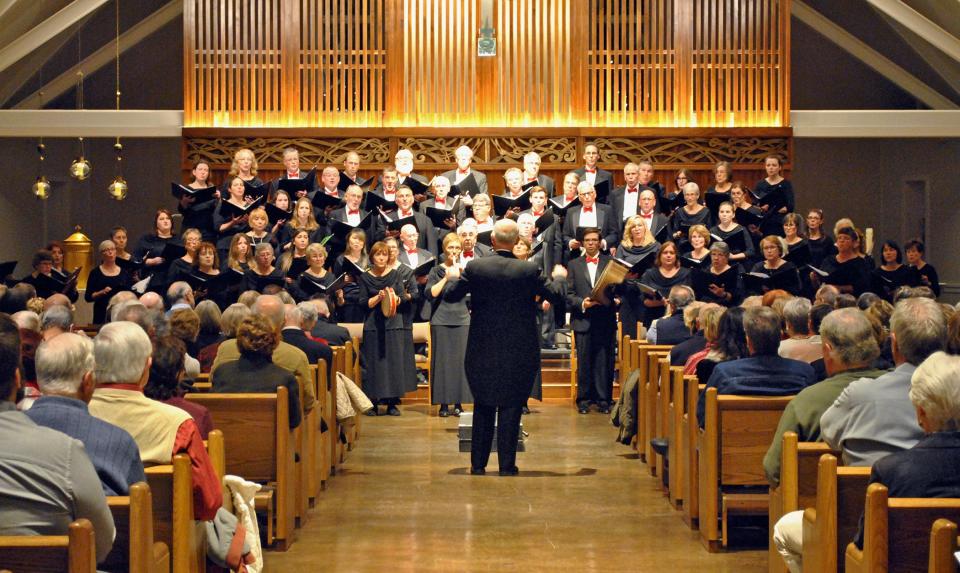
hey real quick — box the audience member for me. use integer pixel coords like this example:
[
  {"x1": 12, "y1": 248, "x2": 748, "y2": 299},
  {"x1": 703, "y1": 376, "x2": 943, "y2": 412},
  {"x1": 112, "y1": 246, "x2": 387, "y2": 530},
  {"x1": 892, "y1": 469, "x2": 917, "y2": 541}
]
[
  {"x1": 26, "y1": 333, "x2": 145, "y2": 495},
  {"x1": 40, "y1": 305, "x2": 73, "y2": 340},
  {"x1": 0, "y1": 315, "x2": 116, "y2": 563},
  {"x1": 198, "y1": 303, "x2": 250, "y2": 373},
  {"x1": 281, "y1": 303, "x2": 331, "y2": 365},
  {"x1": 696, "y1": 306, "x2": 748, "y2": 383},
  {"x1": 170, "y1": 308, "x2": 201, "y2": 378},
  {"x1": 194, "y1": 299, "x2": 222, "y2": 350},
  {"x1": 145, "y1": 336, "x2": 214, "y2": 439},
  {"x1": 683, "y1": 305, "x2": 724, "y2": 375},
  {"x1": 763, "y1": 308, "x2": 886, "y2": 485},
  {"x1": 648, "y1": 285, "x2": 696, "y2": 345},
  {"x1": 41, "y1": 293, "x2": 72, "y2": 311},
  {"x1": 12, "y1": 310, "x2": 40, "y2": 332},
  {"x1": 166, "y1": 281, "x2": 195, "y2": 315},
  {"x1": 212, "y1": 295, "x2": 315, "y2": 412},
  {"x1": 697, "y1": 306, "x2": 815, "y2": 427},
  {"x1": 309, "y1": 297, "x2": 351, "y2": 346},
  {"x1": 211, "y1": 315, "x2": 302, "y2": 429},
  {"x1": 778, "y1": 297, "x2": 821, "y2": 363},
  {"x1": 814, "y1": 284, "x2": 840, "y2": 307},
  {"x1": 88, "y1": 321, "x2": 221, "y2": 520},
  {"x1": 670, "y1": 302, "x2": 713, "y2": 366},
  {"x1": 139, "y1": 291, "x2": 165, "y2": 311}
]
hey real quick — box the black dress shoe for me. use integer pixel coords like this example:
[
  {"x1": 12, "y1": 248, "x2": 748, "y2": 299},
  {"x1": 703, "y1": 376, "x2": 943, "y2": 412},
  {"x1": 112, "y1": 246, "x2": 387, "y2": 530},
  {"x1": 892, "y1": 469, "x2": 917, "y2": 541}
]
[
  {"x1": 453, "y1": 406, "x2": 462, "y2": 417},
  {"x1": 577, "y1": 402, "x2": 590, "y2": 414},
  {"x1": 470, "y1": 467, "x2": 486, "y2": 475},
  {"x1": 521, "y1": 405, "x2": 530, "y2": 415},
  {"x1": 386, "y1": 406, "x2": 401, "y2": 416},
  {"x1": 438, "y1": 406, "x2": 449, "y2": 417},
  {"x1": 599, "y1": 405, "x2": 611, "y2": 414},
  {"x1": 364, "y1": 407, "x2": 378, "y2": 416},
  {"x1": 498, "y1": 466, "x2": 519, "y2": 476}
]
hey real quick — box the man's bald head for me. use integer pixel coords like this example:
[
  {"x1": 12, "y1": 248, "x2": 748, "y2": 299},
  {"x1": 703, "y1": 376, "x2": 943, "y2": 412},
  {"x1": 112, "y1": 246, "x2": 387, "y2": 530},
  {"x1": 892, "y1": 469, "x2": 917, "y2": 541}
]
[
  {"x1": 139, "y1": 291, "x2": 164, "y2": 311},
  {"x1": 492, "y1": 219, "x2": 519, "y2": 250},
  {"x1": 42, "y1": 293, "x2": 71, "y2": 312},
  {"x1": 254, "y1": 295, "x2": 285, "y2": 330}
]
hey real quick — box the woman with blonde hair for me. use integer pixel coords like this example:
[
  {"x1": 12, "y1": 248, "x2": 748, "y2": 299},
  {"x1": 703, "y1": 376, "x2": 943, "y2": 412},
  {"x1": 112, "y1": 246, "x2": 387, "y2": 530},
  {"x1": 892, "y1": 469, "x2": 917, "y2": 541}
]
[
  {"x1": 425, "y1": 233, "x2": 472, "y2": 417},
  {"x1": 617, "y1": 215, "x2": 661, "y2": 338},
  {"x1": 225, "y1": 234, "x2": 252, "y2": 272},
  {"x1": 747, "y1": 235, "x2": 801, "y2": 295}
]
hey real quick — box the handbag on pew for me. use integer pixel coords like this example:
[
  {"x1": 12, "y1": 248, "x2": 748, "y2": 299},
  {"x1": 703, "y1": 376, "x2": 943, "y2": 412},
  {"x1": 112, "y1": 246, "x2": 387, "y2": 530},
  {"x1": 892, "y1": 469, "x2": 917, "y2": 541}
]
[{"x1": 206, "y1": 507, "x2": 256, "y2": 573}]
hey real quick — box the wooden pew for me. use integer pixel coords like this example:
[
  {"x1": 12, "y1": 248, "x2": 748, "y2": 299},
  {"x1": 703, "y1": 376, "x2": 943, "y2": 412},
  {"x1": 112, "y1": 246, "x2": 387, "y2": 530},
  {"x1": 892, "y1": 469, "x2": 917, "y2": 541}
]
[
  {"x1": 666, "y1": 366, "x2": 689, "y2": 509},
  {"x1": 311, "y1": 361, "x2": 332, "y2": 495},
  {"x1": 0, "y1": 519, "x2": 97, "y2": 573},
  {"x1": 845, "y1": 484, "x2": 960, "y2": 573},
  {"x1": 634, "y1": 343, "x2": 670, "y2": 462},
  {"x1": 800, "y1": 454, "x2": 872, "y2": 573},
  {"x1": 619, "y1": 334, "x2": 632, "y2": 390},
  {"x1": 698, "y1": 389, "x2": 792, "y2": 551},
  {"x1": 767, "y1": 433, "x2": 836, "y2": 573},
  {"x1": 186, "y1": 388, "x2": 297, "y2": 551},
  {"x1": 652, "y1": 357, "x2": 673, "y2": 482},
  {"x1": 145, "y1": 455, "x2": 206, "y2": 573},
  {"x1": 927, "y1": 519, "x2": 958, "y2": 573},
  {"x1": 682, "y1": 374, "x2": 704, "y2": 529},
  {"x1": 102, "y1": 482, "x2": 170, "y2": 573},
  {"x1": 640, "y1": 346, "x2": 672, "y2": 470}
]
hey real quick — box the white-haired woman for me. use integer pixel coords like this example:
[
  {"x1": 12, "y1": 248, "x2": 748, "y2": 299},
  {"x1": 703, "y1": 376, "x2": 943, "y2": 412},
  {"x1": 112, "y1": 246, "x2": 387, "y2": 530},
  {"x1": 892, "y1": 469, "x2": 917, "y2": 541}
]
[{"x1": 85, "y1": 240, "x2": 133, "y2": 324}]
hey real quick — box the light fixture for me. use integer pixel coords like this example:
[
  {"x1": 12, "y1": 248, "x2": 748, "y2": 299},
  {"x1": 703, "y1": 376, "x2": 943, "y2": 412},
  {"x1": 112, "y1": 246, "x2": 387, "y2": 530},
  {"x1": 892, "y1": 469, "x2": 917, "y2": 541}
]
[
  {"x1": 108, "y1": 141, "x2": 127, "y2": 200},
  {"x1": 70, "y1": 136, "x2": 92, "y2": 181},
  {"x1": 106, "y1": 0, "x2": 126, "y2": 200},
  {"x1": 33, "y1": 135, "x2": 50, "y2": 199}
]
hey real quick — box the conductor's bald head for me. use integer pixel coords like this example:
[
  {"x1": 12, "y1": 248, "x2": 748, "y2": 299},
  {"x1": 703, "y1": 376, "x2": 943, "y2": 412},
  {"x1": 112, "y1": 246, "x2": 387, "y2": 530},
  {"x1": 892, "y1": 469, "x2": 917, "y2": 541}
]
[{"x1": 491, "y1": 219, "x2": 519, "y2": 251}]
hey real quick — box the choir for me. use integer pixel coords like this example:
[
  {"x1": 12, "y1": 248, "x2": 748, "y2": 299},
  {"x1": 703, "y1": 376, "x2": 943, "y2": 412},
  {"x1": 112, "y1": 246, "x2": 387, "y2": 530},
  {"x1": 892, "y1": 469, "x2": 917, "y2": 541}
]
[{"x1": 4, "y1": 144, "x2": 944, "y2": 416}]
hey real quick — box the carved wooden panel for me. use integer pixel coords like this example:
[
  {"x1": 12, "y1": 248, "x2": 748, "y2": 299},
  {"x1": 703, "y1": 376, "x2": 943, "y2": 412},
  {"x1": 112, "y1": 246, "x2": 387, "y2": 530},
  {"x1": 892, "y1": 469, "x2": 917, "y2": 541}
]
[{"x1": 591, "y1": 136, "x2": 789, "y2": 165}]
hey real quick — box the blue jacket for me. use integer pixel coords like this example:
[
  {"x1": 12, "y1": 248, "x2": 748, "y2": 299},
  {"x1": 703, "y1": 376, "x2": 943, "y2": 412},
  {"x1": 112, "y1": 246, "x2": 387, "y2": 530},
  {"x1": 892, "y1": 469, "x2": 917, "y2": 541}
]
[
  {"x1": 26, "y1": 395, "x2": 145, "y2": 496},
  {"x1": 696, "y1": 354, "x2": 816, "y2": 427}
]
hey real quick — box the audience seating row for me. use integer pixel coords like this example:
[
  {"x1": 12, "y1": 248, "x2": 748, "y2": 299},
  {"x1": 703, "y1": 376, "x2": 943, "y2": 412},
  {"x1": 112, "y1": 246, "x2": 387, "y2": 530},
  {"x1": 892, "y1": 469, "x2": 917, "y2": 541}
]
[{"x1": 619, "y1": 338, "x2": 960, "y2": 573}]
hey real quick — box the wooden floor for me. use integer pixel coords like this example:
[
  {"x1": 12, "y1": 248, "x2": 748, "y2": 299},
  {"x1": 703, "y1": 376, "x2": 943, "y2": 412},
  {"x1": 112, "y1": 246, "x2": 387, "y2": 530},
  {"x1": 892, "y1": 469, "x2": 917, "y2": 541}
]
[{"x1": 265, "y1": 401, "x2": 767, "y2": 572}]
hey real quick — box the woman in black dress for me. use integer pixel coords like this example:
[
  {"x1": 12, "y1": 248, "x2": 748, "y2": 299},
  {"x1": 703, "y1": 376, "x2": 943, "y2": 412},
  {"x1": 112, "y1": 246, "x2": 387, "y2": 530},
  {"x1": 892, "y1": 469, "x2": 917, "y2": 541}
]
[
  {"x1": 682, "y1": 225, "x2": 712, "y2": 267},
  {"x1": 288, "y1": 242, "x2": 336, "y2": 302},
  {"x1": 782, "y1": 213, "x2": 814, "y2": 297},
  {"x1": 425, "y1": 234, "x2": 472, "y2": 417},
  {"x1": 358, "y1": 241, "x2": 417, "y2": 416},
  {"x1": 21, "y1": 249, "x2": 77, "y2": 301},
  {"x1": 638, "y1": 241, "x2": 692, "y2": 327},
  {"x1": 333, "y1": 228, "x2": 370, "y2": 323},
  {"x1": 134, "y1": 209, "x2": 177, "y2": 294},
  {"x1": 168, "y1": 228, "x2": 202, "y2": 284},
  {"x1": 697, "y1": 242, "x2": 740, "y2": 306},
  {"x1": 905, "y1": 239, "x2": 940, "y2": 298},
  {"x1": 242, "y1": 243, "x2": 285, "y2": 293},
  {"x1": 177, "y1": 160, "x2": 219, "y2": 241},
  {"x1": 710, "y1": 200, "x2": 756, "y2": 268},
  {"x1": 278, "y1": 229, "x2": 310, "y2": 280},
  {"x1": 616, "y1": 215, "x2": 661, "y2": 339},
  {"x1": 214, "y1": 176, "x2": 255, "y2": 254},
  {"x1": 747, "y1": 236, "x2": 801, "y2": 296},
  {"x1": 85, "y1": 240, "x2": 132, "y2": 324},
  {"x1": 669, "y1": 182, "x2": 713, "y2": 246},
  {"x1": 46, "y1": 241, "x2": 79, "y2": 302},
  {"x1": 872, "y1": 240, "x2": 919, "y2": 301},
  {"x1": 278, "y1": 197, "x2": 321, "y2": 252},
  {"x1": 811, "y1": 226, "x2": 872, "y2": 297},
  {"x1": 705, "y1": 161, "x2": 733, "y2": 220},
  {"x1": 244, "y1": 207, "x2": 274, "y2": 248},
  {"x1": 754, "y1": 155, "x2": 795, "y2": 236},
  {"x1": 805, "y1": 209, "x2": 836, "y2": 267}
]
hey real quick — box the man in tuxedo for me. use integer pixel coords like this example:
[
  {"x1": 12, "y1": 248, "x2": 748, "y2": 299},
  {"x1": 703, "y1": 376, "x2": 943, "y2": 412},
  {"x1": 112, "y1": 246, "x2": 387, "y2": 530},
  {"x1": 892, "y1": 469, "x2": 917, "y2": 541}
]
[
  {"x1": 338, "y1": 151, "x2": 362, "y2": 191},
  {"x1": 637, "y1": 159, "x2": 666, "y2": 197},
  {"x1": 573, "y1": 143, "x2": 613, "y2": 203},
  {"x1": 394, "y1": 148, "x2": 430, "y2": 203},
  {"x1": 447, "y1": 219, "x2": 567, "y2": 475},
  {"x1": 272, "y1": 146, "x2": 317, "y2": 199},
  {"x1": 385, "y1": 186, "x2": 438, "y2": 256},
  {"x1": 637, "y1": 188, "x2": 670, "y2": 243},
  {"x1": 522, "y1": 152, "x2": 555, "y2": 196},
  {"x1": 441, "y1": 145, "x2": 488, "y2": 197},
  {"x1": 398, "y1": 224, "x2": 434, "y2": 319},
  {"x1": 566, "y1": 228, "x2": 619, "y2": 414},
  {"x1": 313, "y1": 166, "x2": 344, "y2": 225},
  {"x1": 371, "y1": 166, "x2": 400, "y2": 210},
  {"x1": 421, "y1": 175, "x2": 464, "y2": 242},
  {"x1": 455, "y1": 219, "x2": 492, "y2": 265},
  {"x1": 327, "y1": 184, "x2": 379, "y2": 255},
  {"x1": 562, "y1": 181, "x2": 618, "y2": 257},
  {"x1": 610, "y1": 162, "x2": 643, "y2": 223}
]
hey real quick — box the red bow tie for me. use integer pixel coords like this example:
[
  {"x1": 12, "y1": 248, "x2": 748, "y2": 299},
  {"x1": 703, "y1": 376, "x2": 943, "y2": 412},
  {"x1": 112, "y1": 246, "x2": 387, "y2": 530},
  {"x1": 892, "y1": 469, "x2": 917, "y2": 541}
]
[
  {"x1": 533, "y1": 210, "x2": 544, "y2": 216},
  {"x1": 462, "y1": 251, "x2": 474, "y2": 258},
  {"x1": 586, "y1": 168, "x2": 596, "y2": 174},
  {"x1": 435, "y1": 199, "x2": 446, "y2": 206},
  {"x1": 627, "y1": 186, "x2": 638, "y2": 193},
  {"x1": 583, "y1": 206, "x2": 593, "y2": 213},
  {"x1": 406, "y1": 249, "x2": 418, "y2": 255},
  {"x1": 287, "y1": 172, "x2": 299, "y2": 178},
  {"x1": 640, "y1": 212, "x2": 653, "y2": 219},
  {"x1": 400, "y1": 210, "x2": 412, "y2": 217},
  {"x1": 326, "y1": 189, "x2": 338, "y2": 196},
  {"x1": 586, "y1": 256, "x2": 599, "y2": 264},
  {"x1": 348, "y1": 209, "x2": 360, "y2": 215},
  {"x1": 458, "y1": 169, "x2": 469, "y2": 175}
]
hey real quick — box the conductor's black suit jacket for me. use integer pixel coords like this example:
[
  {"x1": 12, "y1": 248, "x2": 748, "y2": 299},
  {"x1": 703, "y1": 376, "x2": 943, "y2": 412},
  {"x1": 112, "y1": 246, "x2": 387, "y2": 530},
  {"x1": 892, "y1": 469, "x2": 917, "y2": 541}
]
[{"x1": 449, "y1": 250, "x2": 564, "y2": 406}]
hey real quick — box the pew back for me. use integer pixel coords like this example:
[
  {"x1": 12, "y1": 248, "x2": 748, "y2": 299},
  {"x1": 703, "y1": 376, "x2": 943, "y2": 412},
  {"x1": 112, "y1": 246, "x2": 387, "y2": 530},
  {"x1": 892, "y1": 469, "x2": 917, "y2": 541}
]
[{"x1": 0, "y1": 519, "x2": 96, "y2": 573}]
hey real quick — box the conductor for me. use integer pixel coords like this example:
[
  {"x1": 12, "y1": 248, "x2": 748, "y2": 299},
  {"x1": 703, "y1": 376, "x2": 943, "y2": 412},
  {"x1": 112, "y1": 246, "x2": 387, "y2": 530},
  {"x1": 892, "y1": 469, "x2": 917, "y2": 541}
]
[{"x1": 448, "y1": 219, "x2": 567, "y2": 475}]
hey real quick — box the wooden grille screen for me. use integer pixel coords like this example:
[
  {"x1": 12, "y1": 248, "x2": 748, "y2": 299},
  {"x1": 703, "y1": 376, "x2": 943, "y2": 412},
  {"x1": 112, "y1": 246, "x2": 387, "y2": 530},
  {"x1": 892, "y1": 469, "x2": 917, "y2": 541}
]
[{"x1": 184, "y1": 0, "x2": 790, "y2": 128}]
